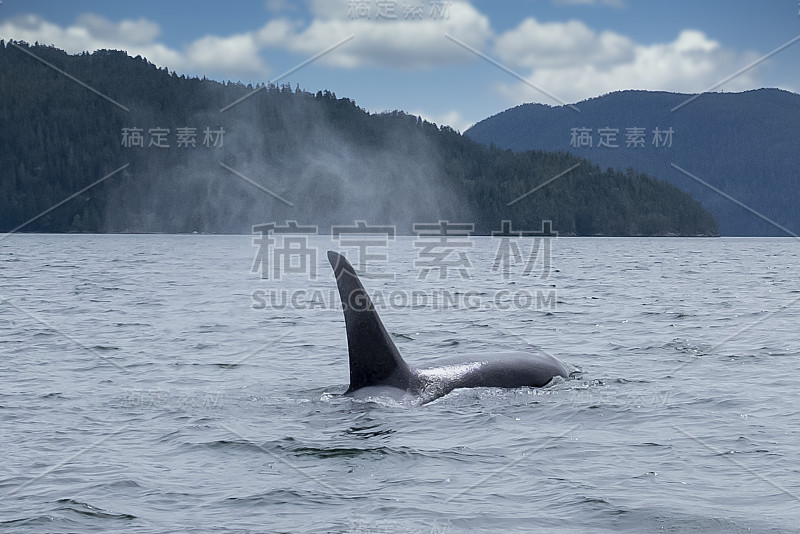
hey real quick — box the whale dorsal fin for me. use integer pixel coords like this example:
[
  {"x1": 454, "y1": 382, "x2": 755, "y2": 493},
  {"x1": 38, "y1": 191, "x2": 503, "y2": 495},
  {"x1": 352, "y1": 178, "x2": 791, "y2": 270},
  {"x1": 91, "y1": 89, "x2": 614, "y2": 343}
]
[{"x1": 327, "y1": 251, "x2": 413, "y2": 392}]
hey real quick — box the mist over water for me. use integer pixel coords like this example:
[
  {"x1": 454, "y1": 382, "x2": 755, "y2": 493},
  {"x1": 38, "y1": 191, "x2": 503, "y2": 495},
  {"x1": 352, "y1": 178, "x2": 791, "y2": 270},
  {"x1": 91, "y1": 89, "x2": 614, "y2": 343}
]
[
  {"x1": 2, "y1": 235, "x2": 799, "y2": 532},
  {"x1": 103, "y1": 88, "x2": 470, "y2": 234}
]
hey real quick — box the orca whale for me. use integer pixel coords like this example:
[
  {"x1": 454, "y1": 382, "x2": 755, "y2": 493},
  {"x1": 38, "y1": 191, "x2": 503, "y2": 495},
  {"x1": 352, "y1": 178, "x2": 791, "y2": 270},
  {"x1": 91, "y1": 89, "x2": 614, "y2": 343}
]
[{"x1": 327, "y1": 250, "x2": 569, "y2": 403}]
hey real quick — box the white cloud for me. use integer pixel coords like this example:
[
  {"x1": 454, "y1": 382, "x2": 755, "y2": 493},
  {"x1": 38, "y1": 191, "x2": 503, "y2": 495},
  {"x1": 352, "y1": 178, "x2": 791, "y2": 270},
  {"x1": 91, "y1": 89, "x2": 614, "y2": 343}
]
[
  {"x1": 494, "y1": 17, "x2": 634, "y2": 69},
  {"x1": 260, "y1": 0, "x2": 493, "y2": 69},
  {"x1": 412, "y1": 109, "x2": 474, "y2": 133},
  {"x1": 256, "y1": 18, "x2": 302, "y2": 46},
  {"x1": 492, "y1": 20, "x2": 763, "y2": 105},
  {"x1": 0, "y1": 5, "x2": 775, "y2": 110},
  {"x1": 0, "y1": 14, "x2": 269, "y2": 79},
  {"x1": 75, "y1": 13, "x2": 161, "y2": 45},
  {"x1": 0, "y1": 2, "x2": 492, "y2": 78},
  {"x1": 186, "y1": 32, "x2": 267, "y2": 76}
]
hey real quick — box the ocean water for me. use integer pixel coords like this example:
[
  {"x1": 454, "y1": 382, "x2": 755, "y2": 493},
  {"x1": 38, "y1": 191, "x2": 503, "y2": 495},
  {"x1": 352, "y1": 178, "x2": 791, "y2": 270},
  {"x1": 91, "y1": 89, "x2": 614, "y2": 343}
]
[{"x1": 1, "y1": 234, "x2": 798, "y2": 533}]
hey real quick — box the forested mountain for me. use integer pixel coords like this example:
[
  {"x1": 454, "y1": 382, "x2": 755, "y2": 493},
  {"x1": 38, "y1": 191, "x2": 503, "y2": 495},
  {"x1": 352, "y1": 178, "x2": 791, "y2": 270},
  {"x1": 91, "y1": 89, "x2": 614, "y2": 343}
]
[
  {"x1": 0, "y1": 42, "x2": 717, "y2": 236},
  {"x1": 465, "y1": 89, "x2": 800, "y2": 236}
]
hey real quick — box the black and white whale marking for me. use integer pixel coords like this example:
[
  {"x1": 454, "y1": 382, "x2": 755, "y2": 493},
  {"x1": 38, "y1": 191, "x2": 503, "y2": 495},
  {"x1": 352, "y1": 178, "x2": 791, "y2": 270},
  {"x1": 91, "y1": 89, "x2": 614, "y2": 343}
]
[{"x1": 327, "y1": 250, "x2": 569, "y2": 403}]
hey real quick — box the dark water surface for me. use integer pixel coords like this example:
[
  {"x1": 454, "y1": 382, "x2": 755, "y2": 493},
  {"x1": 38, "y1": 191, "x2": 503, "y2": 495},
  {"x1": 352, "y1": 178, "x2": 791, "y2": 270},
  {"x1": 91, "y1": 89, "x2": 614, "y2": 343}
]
[{"x1": 1, "y1": 235, "x2": 798, "y2": 533}]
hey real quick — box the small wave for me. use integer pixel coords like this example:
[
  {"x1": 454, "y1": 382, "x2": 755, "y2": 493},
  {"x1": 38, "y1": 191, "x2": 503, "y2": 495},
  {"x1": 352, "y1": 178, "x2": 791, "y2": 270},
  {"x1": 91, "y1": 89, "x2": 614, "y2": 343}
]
[
  {"x1": 292, "y1": 445, "x2": 397, "y2": 459},
  {"x1": 391, "y1": 332, "x2": 415, "y2": 341},
  {"x1": 223, "y1": 489, "x2": 310, "y2": 506},
  {"x1": 341, "y1": 423, "x2": 396, "y2": 439},
  {"x1": 665, "y1": 338, "x2": 707, "y2": 356},
  {"x1": 191, "y1": 434, "x2": 413, "y2": 461},
  {"x1": 196, "y1": 324, "x2": 233, "y2": 333},
  {"x1": 186, "y1": 439, "x2": 270, "y2": 454},
  {"x1": 54, "y1": 498, "x2": 136, "y2": 520},
  {"x1": 191, "y1": 343, "x2": 218, "y2": 350}
]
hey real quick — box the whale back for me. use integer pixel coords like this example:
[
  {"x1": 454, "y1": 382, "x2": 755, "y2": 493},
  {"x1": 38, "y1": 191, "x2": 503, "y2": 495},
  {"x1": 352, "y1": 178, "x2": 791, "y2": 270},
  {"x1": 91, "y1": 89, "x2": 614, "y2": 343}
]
[{"x1": 327, "y1": 251, "x2": 413, "y2": 393}]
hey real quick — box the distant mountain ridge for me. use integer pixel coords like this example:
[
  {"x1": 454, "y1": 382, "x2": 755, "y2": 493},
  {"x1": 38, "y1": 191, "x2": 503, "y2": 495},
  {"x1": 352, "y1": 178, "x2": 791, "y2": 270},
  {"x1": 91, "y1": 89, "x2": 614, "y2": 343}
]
[
  {"x1": 0, "y1": 42, "x2": 716, "y2": 236},
  {"x1": 465, "y1": 89, "x2": 800, "y2": 236}
]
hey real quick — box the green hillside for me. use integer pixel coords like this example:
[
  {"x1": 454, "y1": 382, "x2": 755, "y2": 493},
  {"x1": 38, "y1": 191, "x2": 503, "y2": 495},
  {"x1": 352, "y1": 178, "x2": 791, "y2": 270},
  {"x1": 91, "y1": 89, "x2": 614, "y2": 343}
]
[
  {"x1": 0, "y1": 42, "x2": 717, "y2": 236},
  {"x1": 466, "y1": 89, "x2": 799, "y2": 236}
]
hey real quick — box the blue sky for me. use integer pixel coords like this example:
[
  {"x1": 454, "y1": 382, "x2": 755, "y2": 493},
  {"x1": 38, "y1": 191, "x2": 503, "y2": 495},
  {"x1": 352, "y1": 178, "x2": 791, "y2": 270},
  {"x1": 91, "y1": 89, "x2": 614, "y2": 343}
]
[{"x1": 2, "y1": 0, "x2": 799, "y2": 131}]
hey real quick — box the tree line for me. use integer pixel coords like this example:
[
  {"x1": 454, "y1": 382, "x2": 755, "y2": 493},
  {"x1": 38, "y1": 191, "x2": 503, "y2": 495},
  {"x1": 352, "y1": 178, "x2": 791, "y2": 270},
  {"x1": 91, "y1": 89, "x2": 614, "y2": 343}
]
[{"x1": 0, "y1": 41, "x2": 717, "y2": 236}]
